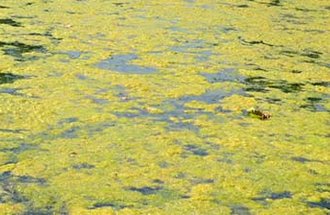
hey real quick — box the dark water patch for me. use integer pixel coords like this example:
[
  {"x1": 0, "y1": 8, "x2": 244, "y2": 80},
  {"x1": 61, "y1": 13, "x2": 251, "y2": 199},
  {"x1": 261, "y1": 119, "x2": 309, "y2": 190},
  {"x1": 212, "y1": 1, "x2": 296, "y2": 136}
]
[
  {"x1": 307, "y1": 199, "x2": 330, "y2": 210},
  {"x1": 300, "y1": 97, "x2": 328, "y2": 112},
  {"x1": 85, "y1": 95, "x2": 109, "y2": 105},
  {"x1": 183, "y1": 144, "x2": 208, "y2": 157},
  {"x1": 0, "y1": 41, "x2": 47, "y2": 61},
  {"x1": 128, "y1": 186, "x2": 162, "y2": 195},
  {"x1": 269, "y1": 191, "x2": 292, "y2": 200},
  {"x1": 295, "y1": 7, "x2": 318, "y2": 12},
  {"x1": 0, "y1": 173, "x2": 64, "y2": 214},
  {"x1": 201, "y1": 68, "x2": 245, "y2": 83},
  {"x1": 66, "y1": 11, "x2": 78, "y2": 14},
  {"x1": 0, "y1": 143, "x2": 39, "y2": 154},
  {"x1": 76, "y1": 73, "x2": 89, "y2": 80},
  {"x1": 29, "y1": 32, "x2": 62, "y2": 44},
  {"x1": 113, "y1": 3, "x2": 128, "y2": 7},
  {"x1": 115, "y1": 90, "x2": 234, "y2": 130},
  {"x1": 63, "y1": 51, "x2": 82, "y2": 59},
  {"x1": 291, "y1": 156, "x2": 312, "y2": 163},
  {"x1": 181, "y1": 194, "x2": 191, "y2": 199},
  {"x1": 244, "y1": 76, "x2": 303, "y2": 93},
  {"x1": 182, "y1": 89, "x2": 245, "y2": 104},
  {"x1": 291, "y1": 69, "x2": 302, "y2": 74},
  {"x1": 0, "y1": 171, "x2": 11, "y2": 182},
  {"x1": 166, "y1": 121, "x2": 199, "y2": 132},
  {"x1": 115, "y1": 96, "x2": 220, "y2": 127},
  {"x1": 236, "y1": 4, "x2": 249, "y2": 8},
  {"x1": 302, "y1": 60, "x2": 329, "y2": 68},
  {"x1": 307, "y1": 97, "x2": 323, "y2": 102},
  {"x1": 1, "y1": 183, "x2": 27, "y2": 204},
  {"x1": 16, "y1": 175, "x2": 46, "y2": 185},
  {"x1": 231, "y1": 205, "x2": 251, "y2": 215},
  {"x1": 72, "y1": 163, "x2": 95, "y2": 170},
  {"x1": 34, "y1": 121, "x2": 115, "y2": 140},
  {"x1": 0, "y1": 73, "x2": 25, "y2": 85},
  {"x1": 0, "y1": 172, "x2": 28, "y2": 204},
  {"x1": 89, "y1": 201, "x2": 127, "y2": 210},
  {"x1": 60, "y1": 127, "x2": 79, "y2": 139},
  {"x1": 238, "y1": 36, "x2": 276, "y2": 47},
  {"x1": 271, "y1": 82, "x2": 303, "y2": 93},
  {"x1": 244, "y1": 77, "x2": 270, "y2": 93},
  {"x1": 280, "y1": 50, "x2": 299, "y2": 57},
  {"x1": 96, "y1": 54, "x2": 157, "y2": 74},
  {"x1": 268, "y1": 0, "x2": 281, "y2": 7},
  {"x1": 0, "y1": 88, "x2": 25, "y2": 96},
  {"x1": 31, "y1": 121, "x2": 116, "y2": 140},
  {"x1": 1, "y1": 172, "x2": 46, "y2": 185},
  {"x1": 253, "y1": 191, "x2": 292, "y2": 204},
  {"x1": 196, "y1": 50, "x2": 212, "y2": 62},
  {"x1": 280, "y1": 49, "x2": 322, "y2": 59},
  {"x1": 0, "y1": 18, "x2": 21, "y2": 27},
  {"x1": 291, "y1": 156, "x2": 324, "y2": 163},
  {"x1": 311, "y1": 82, "x2": 330, "y2": 87},
  {"x1": 301, "y1": 50, "x2": 322, "y2": 59},
  {"x1": 152, "y1": 179, "x2": 164, "y2": 184}
]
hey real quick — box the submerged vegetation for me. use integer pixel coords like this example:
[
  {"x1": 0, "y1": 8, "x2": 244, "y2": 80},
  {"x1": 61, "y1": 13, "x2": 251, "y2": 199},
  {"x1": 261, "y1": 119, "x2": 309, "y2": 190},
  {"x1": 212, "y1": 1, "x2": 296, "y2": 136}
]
[{"x1": 0, "y1": 0, "x2": 329, "y2": 214}]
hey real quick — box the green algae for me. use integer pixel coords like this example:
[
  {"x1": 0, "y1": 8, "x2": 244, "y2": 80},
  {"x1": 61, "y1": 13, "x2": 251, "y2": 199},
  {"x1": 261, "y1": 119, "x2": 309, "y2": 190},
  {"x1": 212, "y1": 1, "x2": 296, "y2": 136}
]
[{"x1": 0, "y1": 0, "x2": 329, "y2": 214}]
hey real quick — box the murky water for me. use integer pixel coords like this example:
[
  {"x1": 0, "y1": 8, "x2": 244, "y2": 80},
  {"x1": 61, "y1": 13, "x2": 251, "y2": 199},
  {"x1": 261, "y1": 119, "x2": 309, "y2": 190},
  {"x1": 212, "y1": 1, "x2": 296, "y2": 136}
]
[{"x1": 0, "y1": 0, "x2": 329, "y2": 214}]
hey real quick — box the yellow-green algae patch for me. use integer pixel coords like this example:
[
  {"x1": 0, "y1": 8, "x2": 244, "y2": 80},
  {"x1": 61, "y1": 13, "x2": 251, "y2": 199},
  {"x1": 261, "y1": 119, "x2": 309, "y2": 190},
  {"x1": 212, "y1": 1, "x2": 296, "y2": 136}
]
[{"x1": 0, "y1": 0, "x2": 329, "y2": 214}]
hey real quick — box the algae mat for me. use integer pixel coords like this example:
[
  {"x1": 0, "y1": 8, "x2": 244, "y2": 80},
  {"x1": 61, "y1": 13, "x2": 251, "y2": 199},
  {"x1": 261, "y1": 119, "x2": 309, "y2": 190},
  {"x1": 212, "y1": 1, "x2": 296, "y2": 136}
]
[{"x1": 0, "y1": 0, "x2": 329, "y2": 214}]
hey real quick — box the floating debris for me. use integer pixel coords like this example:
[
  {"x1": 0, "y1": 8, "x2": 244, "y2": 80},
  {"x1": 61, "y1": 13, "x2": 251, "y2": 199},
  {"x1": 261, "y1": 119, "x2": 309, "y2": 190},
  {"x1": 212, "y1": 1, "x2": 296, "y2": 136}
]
[{"x1": 247, "y1": 108, "x2": 272, "y2": 120}]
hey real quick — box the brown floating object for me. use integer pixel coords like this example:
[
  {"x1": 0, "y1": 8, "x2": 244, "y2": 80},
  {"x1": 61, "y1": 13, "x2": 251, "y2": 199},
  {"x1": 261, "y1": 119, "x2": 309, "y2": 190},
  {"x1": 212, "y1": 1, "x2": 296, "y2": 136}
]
[{"x1": 249, "y1": 109, "x2": 272, "y2": 120}]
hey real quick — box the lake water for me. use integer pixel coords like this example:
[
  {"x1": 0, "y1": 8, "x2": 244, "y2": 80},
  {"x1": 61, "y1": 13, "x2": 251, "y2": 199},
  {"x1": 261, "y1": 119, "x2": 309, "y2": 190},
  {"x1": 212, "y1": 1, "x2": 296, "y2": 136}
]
[{"x1": 0, "y1": 0, "x2": 329, "y2": 214}]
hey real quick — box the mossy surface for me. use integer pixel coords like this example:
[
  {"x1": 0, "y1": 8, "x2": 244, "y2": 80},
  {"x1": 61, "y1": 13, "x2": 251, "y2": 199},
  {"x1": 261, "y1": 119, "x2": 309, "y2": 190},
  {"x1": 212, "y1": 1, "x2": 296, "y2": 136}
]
[{"x1": 0, "y1": 0, "x2": 329, "y2": 214}]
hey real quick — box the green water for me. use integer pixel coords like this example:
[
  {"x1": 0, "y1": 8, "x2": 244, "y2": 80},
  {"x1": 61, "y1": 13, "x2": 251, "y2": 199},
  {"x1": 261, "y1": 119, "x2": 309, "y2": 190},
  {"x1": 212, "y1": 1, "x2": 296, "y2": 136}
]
[{"x1": 0, "y1": 0, "x2": 329, "y2": 214}]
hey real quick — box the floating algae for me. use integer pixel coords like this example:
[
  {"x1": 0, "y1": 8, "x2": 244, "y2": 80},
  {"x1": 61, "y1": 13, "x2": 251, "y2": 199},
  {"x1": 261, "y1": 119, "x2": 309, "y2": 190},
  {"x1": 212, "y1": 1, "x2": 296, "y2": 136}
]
[{"x1": 0, "y1": 0, "x2": 329, "y2": 214}]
